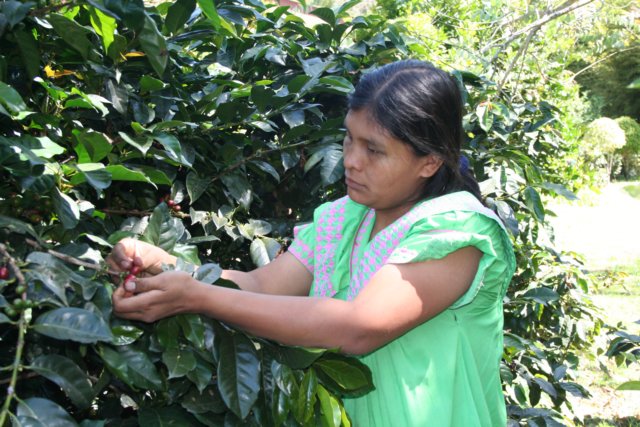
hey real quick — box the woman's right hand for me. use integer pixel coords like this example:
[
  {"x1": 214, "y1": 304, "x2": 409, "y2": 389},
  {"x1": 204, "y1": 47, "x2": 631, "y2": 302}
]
[{"x1": 106, "y1": 238, "x2": 177, "y2": 278}]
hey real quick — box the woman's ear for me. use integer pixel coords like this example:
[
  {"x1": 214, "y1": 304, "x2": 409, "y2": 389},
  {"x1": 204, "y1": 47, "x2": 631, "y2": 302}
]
[{"x1": 419, "y1": 154, "x2": 444, "y2": 178}]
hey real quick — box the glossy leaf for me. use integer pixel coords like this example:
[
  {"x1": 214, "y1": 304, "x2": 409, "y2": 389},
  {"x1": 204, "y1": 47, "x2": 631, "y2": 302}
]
[
  {"x1": 29, "y1": 355, "x2": 93, "y2": 410},
  {"x1": 111, "y1": 325, "x2": 144, "y2": 345},
  {"x1": 138, "y1": 405, "x2": 199, "y2": 426},
  {"x1": 294, "y1": 369, "x2": 318, "y2": 424},
  {"x1": 99, "y1": 345, "x2": 164, "y2": 391},
  {"x1": 52, "y1": 187, "x2": 80, "y2": 229},
  {"x1": 143, "y1": 203, "x2": 180, "y2": 251},
  {"x1": 523, "y1": 186, "x2": 545, "y2": 221},
  {"x1": 217, "y1": 332, "x2": 261, "y2": 419},
  {"x1": 163, "y1": 347, "x2": 197, "y2": 379},
  {"x1": 0, "y1": 81, "x2": 29, "y2": 116},
  {"x1": 33, "y1": 307, "x2": 113, "y2": 343},
  {"x1": 166, "y1": 0, "x2": 196, "y2": 34},
  {"x1": 521, "y1": 287, "x2": 560, "y2": 305},
  {"x1": 17, "y1": 398, "x2": 78, "y2": 427},
  {"x1": 316, "y1": 384, "x2": 341, "y2": 427},
  {"x1": 48, "y1": 13, "x2": 94, "y2": 60},
  {"x1": 139, "y1": 14, "x2": 168, "y2": 77},
  {"x1": 313, "y1": 354, "x2": 374, "y2": 397}
]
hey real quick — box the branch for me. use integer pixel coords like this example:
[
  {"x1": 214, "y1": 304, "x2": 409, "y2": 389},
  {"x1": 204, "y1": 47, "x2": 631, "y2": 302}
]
[
  {"x1": 24, "y1": 239, "x2": 119, "y2": 276},
  {"x1": 209, "y1": 139, "x2": 314, "y2": 184},
  {"x1": 482, "y1": 0, "x2": 596, "y2": 56},
  {"x1": 495, "y1": 27, "x2": 537, "y2": 91},
  {"x1": 570, "y1": 45, "x2": 640, "y2": 81},
  {"x1": 0, "y1": 244, "x2": 28, "y2": 427}
]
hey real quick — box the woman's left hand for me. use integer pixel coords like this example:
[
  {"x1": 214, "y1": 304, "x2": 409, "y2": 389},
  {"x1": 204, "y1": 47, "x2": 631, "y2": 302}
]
[{"x1": 112, "y1": 270, "x2": 202, "y2": 322}]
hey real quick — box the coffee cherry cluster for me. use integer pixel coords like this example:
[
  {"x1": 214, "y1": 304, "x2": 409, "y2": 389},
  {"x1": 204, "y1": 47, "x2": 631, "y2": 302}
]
[
  {"x1": 161, "y1": 195, "x2": 181, "y2": 212},
  {"x1": 0, "y1": 265, "x2": 9, "y2": 280},
  {"x1": 122, "y1": 264, "x2": 141, "y2": 298}
]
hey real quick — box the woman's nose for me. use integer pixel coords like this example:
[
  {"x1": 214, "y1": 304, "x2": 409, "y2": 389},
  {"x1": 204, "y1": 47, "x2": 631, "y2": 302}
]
[{"x1": 343, "y1": 144, "x2": 362, "y2": 171}]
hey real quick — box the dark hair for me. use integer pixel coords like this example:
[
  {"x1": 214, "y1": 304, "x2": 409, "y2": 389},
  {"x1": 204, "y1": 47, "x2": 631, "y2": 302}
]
[{"x1": 348, "y1": 60, "x2": 482, "y2": 202}]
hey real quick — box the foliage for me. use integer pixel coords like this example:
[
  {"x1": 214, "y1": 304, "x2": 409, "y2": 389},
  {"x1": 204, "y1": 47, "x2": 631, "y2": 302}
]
[
  {"x1": 614, "y1": 117, "x2": 640, "y2": 179},
  {"x1": 581, "y1": 117, "x2": 626, "y2": 182},
  {"x1": 0, "y1": 0, "x2": 401, "y2": 424},
  {"x1": 0, "y1": 1, "x2": 611, "y2": 427}
]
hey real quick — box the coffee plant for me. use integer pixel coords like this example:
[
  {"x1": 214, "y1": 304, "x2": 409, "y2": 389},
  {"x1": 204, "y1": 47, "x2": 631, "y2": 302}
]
[{"x1": 0, "y1": 0, "x2": 608, "y2": 425}]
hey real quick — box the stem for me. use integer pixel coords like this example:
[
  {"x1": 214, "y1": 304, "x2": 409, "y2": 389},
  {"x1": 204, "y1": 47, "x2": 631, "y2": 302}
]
[
  {"x1": 0, "y1": 244, "x2": 28, "y2": 426},
  {"x1": 24, "y1": 239, "x2": 120, "y2": 276}
]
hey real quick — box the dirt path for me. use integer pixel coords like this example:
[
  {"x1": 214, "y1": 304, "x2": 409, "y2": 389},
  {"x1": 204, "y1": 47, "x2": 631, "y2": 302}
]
[{"x1": 548, "y1": 182, "x2": 640, "y2": 270}]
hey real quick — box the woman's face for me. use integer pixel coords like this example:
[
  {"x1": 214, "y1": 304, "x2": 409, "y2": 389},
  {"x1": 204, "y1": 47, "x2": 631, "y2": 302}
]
[{"x1": 343, "y1": 109, "x2": 442, "y2": 217}]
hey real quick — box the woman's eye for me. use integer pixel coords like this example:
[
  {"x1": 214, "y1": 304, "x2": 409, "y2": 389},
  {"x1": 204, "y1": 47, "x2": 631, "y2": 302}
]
[{"x1": 367, "y1": 147, "x2": 382, "y2": 155}]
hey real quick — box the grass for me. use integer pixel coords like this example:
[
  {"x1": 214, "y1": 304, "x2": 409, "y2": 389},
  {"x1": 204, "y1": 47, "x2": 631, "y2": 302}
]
[
  {"x1": 575, "y1": 260, "x2": 640, "y2": 426},
  {"x1": 623, "y1": 183, "x2": 640, "y2": 199}
]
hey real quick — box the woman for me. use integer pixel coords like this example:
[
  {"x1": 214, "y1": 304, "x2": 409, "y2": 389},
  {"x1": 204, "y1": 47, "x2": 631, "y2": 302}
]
[{"x1": 108, "y1": 60, "x2": 515, "y2": 426}]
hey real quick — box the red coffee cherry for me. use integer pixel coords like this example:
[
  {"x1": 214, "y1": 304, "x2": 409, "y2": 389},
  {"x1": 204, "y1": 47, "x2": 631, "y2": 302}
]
[
  {"x1": 130, "y1": 265, "x2": 141, "y2": 275},
  {"x1": 0, "y1": 266, "x2": 9, "y2": 280}
]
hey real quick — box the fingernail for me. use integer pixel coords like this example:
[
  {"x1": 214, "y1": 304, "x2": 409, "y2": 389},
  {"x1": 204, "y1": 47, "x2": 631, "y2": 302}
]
[
  {"x1": 124, "y1": 281, "x2": 136, "y2": 292},
  {"x1": 120, "y1": 261, "x2": 131, "y2": 269}
]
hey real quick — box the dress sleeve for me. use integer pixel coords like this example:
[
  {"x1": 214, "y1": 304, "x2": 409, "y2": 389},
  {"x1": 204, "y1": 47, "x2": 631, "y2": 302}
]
[
  {"x1": 288, "y1": 222, "x2": 315, "y2": 274},
  {"x1": 386, "y1": 211, "x2": 513, "y2": 309}
]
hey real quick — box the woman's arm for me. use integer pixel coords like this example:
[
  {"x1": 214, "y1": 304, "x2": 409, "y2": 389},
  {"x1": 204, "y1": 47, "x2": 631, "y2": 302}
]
[
  {"x1": 113, "y1": 246, "x2": 481, "y2": 355},
  {"x1": 107, "y1": 238, "x2": 313, "y2": 296}
]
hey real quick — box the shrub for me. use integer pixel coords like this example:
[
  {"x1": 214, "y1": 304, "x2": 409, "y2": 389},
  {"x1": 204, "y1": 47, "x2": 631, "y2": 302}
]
[{"x1": 615, "y1": 116, "x2": 640, "y2": 179}]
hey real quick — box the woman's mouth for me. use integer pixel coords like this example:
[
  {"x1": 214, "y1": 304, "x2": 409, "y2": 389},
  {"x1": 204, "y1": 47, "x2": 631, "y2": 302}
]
[{"x1": 345, "y1": 177, "x2": 365, "y2": 190}]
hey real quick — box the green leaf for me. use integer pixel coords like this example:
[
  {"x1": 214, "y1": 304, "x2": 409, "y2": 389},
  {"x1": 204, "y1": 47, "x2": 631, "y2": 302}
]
[
  {"x1": 33, "y1": 307, "x2": 113, "y2": 343},
  {"x1": 310, "y1": 7, "x2": 336, "y2": 25},
  {"x1": 29, "y1": 355, "x2": 93, "y2": 410},
  {"x1": 52, "y1": 187, "x2": 80, "y2": 229},
  {"x1": 217, "y1": 332, "x2": 261, "y2": 419},
  {"x1": 196, "y1": 0, "x2": 221, "y2": 29},
  {"x1": 140, "y1": 75, "x2": 167, "y2": 93},
  {"x1": 318, "y1": 76, "x2": 354, "y2": 93},
  {"x1": 143, "y1": 203, "x2": 180, "y2": 251},
  {"x1": 74, "y1": 130, "x2": 112, "y2": 163},
  {"x1": 99, "y1": 345, "x2": 164, "y2": 391},
  {"x1": 163, "y1": 347, "x2": 197, "y2": 379},
  {"x1": 177, "y1": 314, "x2": 206, "y2": 349},
  {"x1": 194, "y1": 263, "x2": 222, "y2": 284},
  {"x1": 48, "y1": 13, "x2": 95, "y2": 60},
  {"x1": 0, "y1": 81, "x2": 30, "y2": 116},
  {"x1": 221, "y1": 172, "x2": 253, "y2": 209},
  {"x1": 275, "y1": 346, "x2": 326, "y2": 370},
  {"x1": 313, "y1": 354, "x2": 373, "y2": 397},
  {"x1": 316, "y1": 384, "x2": 341, "y2": 427},
  {"x1": 166, "y1": 0, "x2": 196, "y2": 34},
  {"x1": 0, "y1": 214, "x2": 40, "y2": 241},
  {"x1": 294, "y1": 369, "x2": 318, "y2": 424},
  {"x1": 250, "y1": 237, "x2": 282, "y2": 267},
  {"x1": 14, "y1": 27, "x2": 40, "y2": 79},
  {"x1": 493, "y1": 200, "x2": 519, "y2": 236},
  {"x1": 181, "y1": 386, "x2": 225, "y2": 414},
  {"x1": 476, "y1": 102, "x2": 493, "y2": 132},
  {"x1": 21, "y1": 136, "x2": 65, "y2": 159},
  {"x1": 627, "y1": 78, "x2": 640, "y2": 89},
  {"x1": 321, "y1": 146, "x2": 344, "y2": 185},
  {"x1": 154, "y1": 132, "x2": 193, "y2": 167},
  {"x1": 74, "y1": 163, "x2": 113, "y2": 192},
  {"x1": 156, "y1": 318, "x2": 180, "y2": 349},
  {"x1": 186, "y1": 171, "x2": 209, "y2": 203},
  {"x1": 17, "y1": 398, "x2": 78, "y2": 427},
  {"x1": 282, "y1": 109, "x2": 305, "y2": 128},
  {"x1": 540, "y1": 182, "x2": 578, "y2": 201},
  {"x1": 140, "y1": 14, "x2": 168, "y2": 77},
  {"x1": 521, "y1": 287, "x2": 560, "y2": 305},
  {"x1": 617, "y1": 380, "x2": 640, "y2": 390},
  {"x1": 111, "y1": 325, "x2": 144, "y2": 345},
  {"x1": 104, "y1": 165, "x2": 156, "y2": 186},
  {"x1": 89, "y1": 6, "x2": 117, "y2": 53},
  {"x1": 119, "y1": 132, "x2": 153, "y2": 155},
  {"x1": 524, "y1": 186, "x2": 545, "y2": 221},
  {"x1": 138, "y1": 406, "x2": 199, "y2": 427}
]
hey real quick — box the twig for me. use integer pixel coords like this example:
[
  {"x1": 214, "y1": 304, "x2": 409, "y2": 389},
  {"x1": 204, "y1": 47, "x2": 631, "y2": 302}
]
[
  {"x1": 0, "y1": 244, "x2": 28, "y2": 427},
  {"x1": 24, "y1": 239, "x2": 119, "y2": 276},
  {"x1": 495, "y1": 27, "x2": 537, "y2": 91},
  {"x1": 101, "y1": 208, "x2": 152, "y2": 217},
  {"x1": 29, "y1": 1, "x2": 75, "y2": 16},
  {"x1": 570, "y1": 46, "x2": 640, "y2": 81}
]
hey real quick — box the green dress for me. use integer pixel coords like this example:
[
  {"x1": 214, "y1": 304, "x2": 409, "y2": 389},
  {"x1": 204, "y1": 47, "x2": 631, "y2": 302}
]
[{"x1": 288, "y1": 191, "x2": 516, "y2": 426}]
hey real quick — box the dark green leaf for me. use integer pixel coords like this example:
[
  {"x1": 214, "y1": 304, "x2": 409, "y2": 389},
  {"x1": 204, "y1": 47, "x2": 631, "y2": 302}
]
[
  {"x1": 540, "y1": 182, "x2": 578, "y2": 201},
  {"x1": 48, "y1": 13, "x2": 94, "y2": 60},
  {"x1": 99, "y1": 345, "x2": 164, "y2": 391},
  {"x1": 313, "y1": 354, "x2": 373, "y2": 397},
  {"x1": 186, "y1": 171, "x2": 209, "y2": 204},
  {"x1": 111, "y1": 325, "x2": 144, "y2": 345},
  {"x1": 282, "y1": 109, "x2": 305, "y2": 128},
  {"x1": 33, "y1": 307, "x2": 113, "y2": 343},
  {"x1": 177, "y1": 314, "x2": 206, "y2": 349},
  {"x1": 17, "y1": 398, "x2": 78, "y2": 427},
  {"x1": 524, "y1": 186, "x2": 545, "y2": 221},
  {"x1": 74, "y1": 130, "x2": 112, "y2": 163},
  {"x1": 29, "y1": 355, "x2": 93, "y2": 410},
  {"x1": 166, "y1": 0, "x2": 196, "y2": 34},
  {"x1": 104, "y1": 165, "x2": 156, "y2": 186},
  {"x1": 494, "y1": 200, "x2": 519, "y2": 236},
  {"x1": 617, "y1": 381, "x2": 640, "y2": 391},
  {"x1": 194, "y1": 263, "x2": 222, "y2": 284},
  {"x1": 140, "y1": 75, "x2": 167, "y2": 93},
  {"x1": 52, "y1": 187, "x2": 80, "y2": 229},
  {"x1": 321, "y1": 146, "x2": 344, "y2": 185},
  {"x1": 0, "y1": 214, "x2": 40, "y2": 241},
  {"x1": 318, "y1": 76, "x2": 354, "y2": 93},
  {"x1": 0, "y1": 81, "x2": 29, "y2": 116},
  {"x1": 138, "y1": 405, "x2": 199, "y2": 426},
  {"x1": 316, "y1": 384, "x2": 341, "y2": 427},
  {"x1": 521, "y1": 287, "x2": 560, "y2": 305},
  {"x1": 217, "y1": 332, "x2": 261, "y2": 419},
  {"x1": 154, "y1": 132, "x2": 193, "y2": 167},
  {"x1": 294, "y1": 369, "x2": 317, "y2": 424},
  {"x1": 181, "y1": 386, "x2": 225, "y2": 414},
  {"x1": 196, "y1": 0, "x2": 221, "y2": 28},
  {"x1": 140, "y1": 14, "x2": 168, "y2": 77},
  {"x1": 163, "y1": 347, "x2": 197, "y2": 379},
  {"x1": 143, "y1": 203, "x2": 180, "y2": 251},
  {"x1": 14, "y1": 27, "x2": 40, "y2": 79}
]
